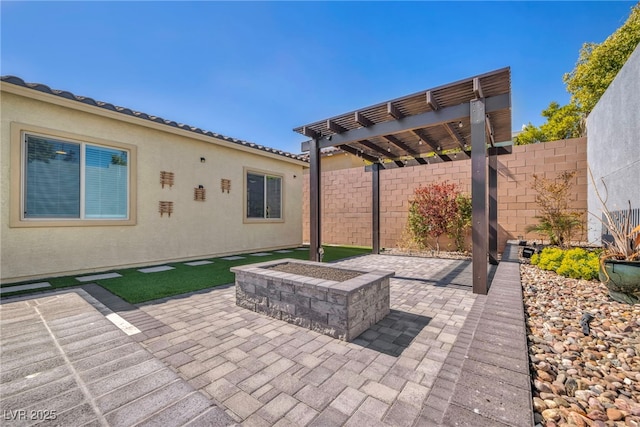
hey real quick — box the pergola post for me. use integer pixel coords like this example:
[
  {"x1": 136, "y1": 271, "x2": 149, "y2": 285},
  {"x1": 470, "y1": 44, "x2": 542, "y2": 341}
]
[
  {"x1": 372, "y1": 163, "x2": 381, "y2": 254},
  {"x1": 471, "y1": 98, "x2": 488, "y2": 295},
  {"x1": 309, "y1": 138, "x2": 321, "y2": 262},
  {"x1": 489, "y1": 150, "x2": 498, "y2": 264}
]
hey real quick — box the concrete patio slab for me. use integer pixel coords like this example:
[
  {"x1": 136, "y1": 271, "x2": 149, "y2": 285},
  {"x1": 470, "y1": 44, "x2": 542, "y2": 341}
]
[
  {"x1": 138, "y1": 265, "x2": 175, "y2": 273},
  {"x1": 185, "y1": 260, "x2": 214, "y2": 266},
  {"x1": 75, "y1": 272, "x2": 122, "y2": 282},
  {"x1": 0, "y1": 282, "x2": 51, "y2": 294},
  {"x1": 0, "y1": 290, "x2": 235, "y2": 426}
]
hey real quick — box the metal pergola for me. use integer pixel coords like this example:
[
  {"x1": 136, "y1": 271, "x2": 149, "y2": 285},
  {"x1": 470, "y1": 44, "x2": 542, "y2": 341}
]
[{"x1": 295, "y1": 67, "x2": 512, "y2": 294}]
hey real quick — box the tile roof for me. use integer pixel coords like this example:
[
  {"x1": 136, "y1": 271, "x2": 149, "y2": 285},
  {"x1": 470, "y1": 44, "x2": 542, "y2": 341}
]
[{"x1": 1, "y1": 75, "x2": 307, "y2": 162}]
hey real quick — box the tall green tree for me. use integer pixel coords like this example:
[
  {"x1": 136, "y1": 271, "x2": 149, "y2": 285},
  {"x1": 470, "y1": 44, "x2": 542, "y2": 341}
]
[
  {"x1": 564, "y1": 3, "x2": 640, "y2": 113},
  {"x1": 514, "y1": 102, "x2": 584, "y2": 145},
  {"x1": 515, "y1": 3, "x2": 640, "y2": 145}
]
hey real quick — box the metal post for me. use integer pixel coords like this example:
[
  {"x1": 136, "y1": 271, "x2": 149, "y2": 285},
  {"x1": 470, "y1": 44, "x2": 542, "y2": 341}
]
[
  {"x1": 471, "y1": 99, "x2": 488, "y2": 294},
  {"x1": 309, "y1": 138, "x2": 321, "y2": 262},
  {"x1": 489, "y1": 150, "x2": 498, "y2": 265},
  {"x1": 372, "y1": 163, "x2": 380, "y2": 254}
]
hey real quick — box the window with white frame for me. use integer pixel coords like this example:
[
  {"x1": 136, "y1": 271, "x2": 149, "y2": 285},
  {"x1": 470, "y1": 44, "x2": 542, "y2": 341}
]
[
  {"x1": 23, "y1": 133, "x2": 129, "y2": 220},
  {"x1": 246, "y1": 171, "x2": 282, "y2": 219}
]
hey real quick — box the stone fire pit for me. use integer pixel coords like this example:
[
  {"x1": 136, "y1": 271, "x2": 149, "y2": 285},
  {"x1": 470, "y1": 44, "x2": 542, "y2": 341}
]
[{"x1": 231, "y1": 259, "x2": 394, "y2": 341}]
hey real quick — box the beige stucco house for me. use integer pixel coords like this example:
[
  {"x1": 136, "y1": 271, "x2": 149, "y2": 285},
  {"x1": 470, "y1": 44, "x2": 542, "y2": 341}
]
[{"x1": 1, "y1": 76, "x2": 308, "y2": 283}]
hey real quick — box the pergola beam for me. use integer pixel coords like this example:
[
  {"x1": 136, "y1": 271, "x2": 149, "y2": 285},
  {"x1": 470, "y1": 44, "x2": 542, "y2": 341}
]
[
  {"x1": 443, "y1": 123, "x2": 470, "y2": 157},
  {"x1": 411, "y1": 129, "x2": 448, "y2": 162},
  {"x1": 473, "y1": 77, "x2": 484, "y2": 99},
  {"x1": 357, "y1": 139, "x2": 399, "y2": 159},
  {"x1": 485, "y1": 115, "x2": 495, "y2": 147},
  {"x1": 387, "y1": 102, "x2": 403, "y2": 119},
  {"x1": 301, "y1": 93, "x2": 509, "y2": 152},
  {"x1": 382, "y1": 134, "x2": 417, "y2": 155},
  {"x1": 354, "y1": 111, "x2": 374, "y2": 127},
  {"x1": 426, "y1": 91, "x2": 440, "y2": 110},
  {"x1": 327, "y1": 119, "x2": 347, "y2": 134},
  {"x1": 337, "y1": 144, "x2": 379, "y2": 163},
  {"x1": 382, "y1": 134, "x2": 427, "y2": 165},
  {"x1": 302, "y1": 126, "x2": 320, "y2": 139}
]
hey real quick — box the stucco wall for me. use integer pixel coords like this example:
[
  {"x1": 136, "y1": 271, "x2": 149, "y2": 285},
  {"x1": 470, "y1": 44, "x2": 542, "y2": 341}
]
[
  {"x1": 586, "y1": 43, "x2": 640, "y2": 243},
  {"x1": 1, "y1": 89, "x2": 305, "y2": 283},
  {"x1": 303, "y1": 138, "x2": 588, "y2": 252}
]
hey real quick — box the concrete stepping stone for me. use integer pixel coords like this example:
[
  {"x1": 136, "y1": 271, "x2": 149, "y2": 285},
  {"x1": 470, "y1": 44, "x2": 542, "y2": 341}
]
[
  {"x1": 221, "y1": 256, "x2": 245, "y2": 261},
  {"x1": 250, "y1": 252, "x2": 272, "y2": 256},
  {"x1": 184, "y1": 260, "x2": 213, "y2": 266},
  {"x1": 296, "y1": 248, "x2": 309, "y2": 251},
  {"x1": 105, "y1": 313, "x2": 141, "y2": 336},
  {"x1": 274, "y1": 250, "x2": 293, "y2": 253},
  {"x1": 76, "y1": 273, "x2": 122, "y2": 282},
  {"x1": 0, "y1": 281, "x2": 51, "y2": 294},
  {"x1": 138, "y1": 265, "x2": 174, "y2": 273}
]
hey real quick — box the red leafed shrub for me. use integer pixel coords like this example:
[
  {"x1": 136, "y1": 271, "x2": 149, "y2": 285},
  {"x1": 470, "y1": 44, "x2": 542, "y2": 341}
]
[{"x1": 409, "y1": 181, "x2": 464, "y2": 252}]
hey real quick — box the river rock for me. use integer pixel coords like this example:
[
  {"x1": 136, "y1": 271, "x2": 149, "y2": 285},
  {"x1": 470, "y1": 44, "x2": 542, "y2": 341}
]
[
  {"x1": 521, "y1": 263, "x2": 640, "y2": 427},
  {"x1": 606, "y1": 407, "x2": 623, "y2": 421}
]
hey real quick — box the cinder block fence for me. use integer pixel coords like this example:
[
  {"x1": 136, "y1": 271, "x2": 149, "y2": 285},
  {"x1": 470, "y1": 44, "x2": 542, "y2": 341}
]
[{"x1": 303, "y1": 138, "x2": 587, "y2": 252}]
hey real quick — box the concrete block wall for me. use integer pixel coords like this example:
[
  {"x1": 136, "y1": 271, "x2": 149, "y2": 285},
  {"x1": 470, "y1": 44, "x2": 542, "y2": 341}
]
[
  {"x1": 232, "y1": 259, "x2": 393, "y2": 341},
  {"x1": 303, "y1": 138, "x2": 587, "y2": 252}
]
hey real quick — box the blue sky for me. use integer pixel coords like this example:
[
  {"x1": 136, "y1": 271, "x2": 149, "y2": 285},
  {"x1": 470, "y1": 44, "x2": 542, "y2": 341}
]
[{"x1": 1, "y1": 2, "x2": 636, "y2": 155}]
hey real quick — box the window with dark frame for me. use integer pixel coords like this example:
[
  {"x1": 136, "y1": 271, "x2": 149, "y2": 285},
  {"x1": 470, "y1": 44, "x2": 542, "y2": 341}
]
[
  {"x1": 23, "y1": 133, "x2": 129, "y2": 220},
  {"x1": 246, "y1": 172, "x2": 282, "y2": 219}
]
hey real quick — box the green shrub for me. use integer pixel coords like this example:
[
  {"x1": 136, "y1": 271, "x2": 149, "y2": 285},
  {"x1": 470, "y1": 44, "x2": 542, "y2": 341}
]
[
  {"x1": 531, "y1": 247, "x2": 599, "y2": 281},
  {"x1": 536, "y1": 247, "x2": 565, "y2": 271},
  {"x1": 525, "y1": 171, "x2": 584, "y2": 247},
  {"x1": 530, "y1": 253, "x2": 540, "y2": 265},
  {"x1": 556, "y1": 248, "x2": 599, "y2": 281}
]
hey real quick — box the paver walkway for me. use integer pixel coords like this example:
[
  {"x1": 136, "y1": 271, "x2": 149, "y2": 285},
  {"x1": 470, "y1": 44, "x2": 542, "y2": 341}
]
[{"x1": 137, "y1": 255, "x2": 479, "y2": 426}]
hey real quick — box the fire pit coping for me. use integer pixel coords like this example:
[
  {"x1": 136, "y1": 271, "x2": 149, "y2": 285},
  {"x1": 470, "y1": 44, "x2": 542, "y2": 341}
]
[{"x1": 231, "y1": 258, "x2": 394, "y2": 295}]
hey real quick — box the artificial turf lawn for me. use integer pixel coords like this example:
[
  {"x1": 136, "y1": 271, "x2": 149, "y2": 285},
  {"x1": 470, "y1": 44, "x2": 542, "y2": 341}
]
[{"x1": 0, "y1": 246, "x2": 371, "y2": 304}]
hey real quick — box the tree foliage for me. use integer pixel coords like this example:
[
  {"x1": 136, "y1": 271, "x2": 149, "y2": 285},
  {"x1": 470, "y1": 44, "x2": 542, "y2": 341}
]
[
  {"x1": 448, "y1": 193, "x2": 472, "y2": 252},
  {"x1": 515, "y1": 4, "x2": 640, "y2": 145},
  {"x1": 514, "y1": 102, "x2": 584, "y2": 145},
  {"x1": 408, "y1": 181, "x2": 470, "y2": 252},
  {"x1": 564, "y1": 3, "x2": 640, "y2": 113},
  {"x1": 525, "y1": 170, "x2": 583, "y2": 247}
]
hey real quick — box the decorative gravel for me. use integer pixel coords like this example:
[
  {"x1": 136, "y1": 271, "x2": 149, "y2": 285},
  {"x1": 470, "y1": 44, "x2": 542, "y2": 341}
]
[
  {"x1": 266, "y1": 262, "x2": 362, "y2": 282},
  {"x1": 382, "y1": 248, "x2": 472, "y2": 260},
  {"x1": 521, "y1": 263, "x2": 640, "y2": 426}
]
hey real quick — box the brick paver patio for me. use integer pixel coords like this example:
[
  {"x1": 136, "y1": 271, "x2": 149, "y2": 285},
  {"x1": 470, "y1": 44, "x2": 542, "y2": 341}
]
[
  {"x1": 1, "y1": 249, "x2": 532, "y2": 426},
  {"x1": 137, "y1": 255, "x2": 477, "y2": 426}
]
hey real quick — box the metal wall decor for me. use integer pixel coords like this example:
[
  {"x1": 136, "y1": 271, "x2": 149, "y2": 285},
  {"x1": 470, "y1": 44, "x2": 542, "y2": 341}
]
[
  {"x1": 159, "y1": 201, "x2": 174, "y2": 217},
  {"x1": 221, "y1": 179, "x2": 231, "y2": 193},
  {"x1": 194, "y1": 186, "x2": 206, "y2": 201},
  {"x1": 160, "y1": 171, "x2": 174, "y2": 188}
]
